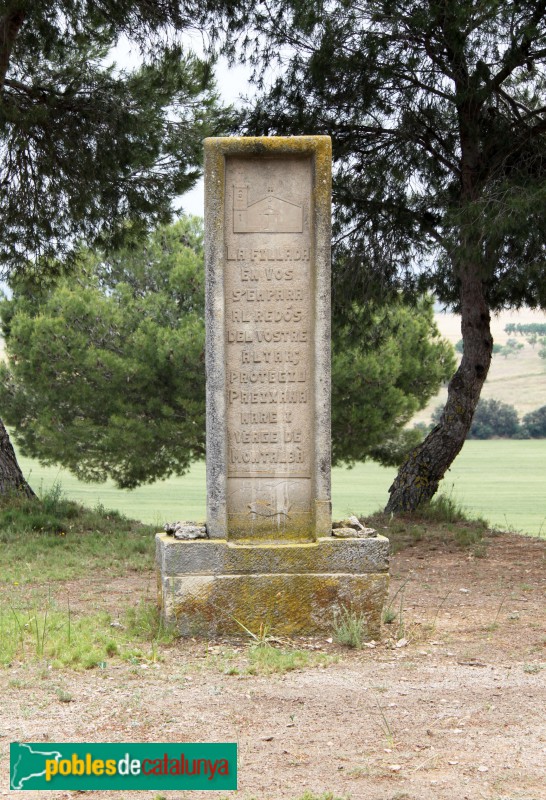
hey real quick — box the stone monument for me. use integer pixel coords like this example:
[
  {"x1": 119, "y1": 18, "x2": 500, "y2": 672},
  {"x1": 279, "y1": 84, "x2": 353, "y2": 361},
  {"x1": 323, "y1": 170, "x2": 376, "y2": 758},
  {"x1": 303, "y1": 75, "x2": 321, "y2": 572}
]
[{"x1": 156, "y1": 136, "x2": 388, "y2": 637}]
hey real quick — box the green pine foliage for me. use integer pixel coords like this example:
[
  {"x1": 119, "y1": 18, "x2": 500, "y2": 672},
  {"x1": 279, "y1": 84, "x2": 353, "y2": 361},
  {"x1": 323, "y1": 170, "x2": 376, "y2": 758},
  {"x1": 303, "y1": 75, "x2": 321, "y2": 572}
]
[
  {"x1": 0, "y1": 220, "x2": 454, "y2": 486},
  {"x1": 228, "y1": 0, "x2": 546, "y2": 311},
  {"x1": 0, "y1": 218, "x2": 206, "y2": 488},
  {"x1": 331, "y1": 297, "x2": 455, "y2": 466},
  {"x1": 0, "y1": 2, "x2": 234, "y2": 277},
  {"x1": 215, "y1": 0, "x2": 546, "y2": 509}
]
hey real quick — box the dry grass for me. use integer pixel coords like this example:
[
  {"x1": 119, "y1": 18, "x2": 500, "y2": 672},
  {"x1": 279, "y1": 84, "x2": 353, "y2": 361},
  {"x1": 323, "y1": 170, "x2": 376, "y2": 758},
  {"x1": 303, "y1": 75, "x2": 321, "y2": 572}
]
[{"x1": 414, "y1": 308, "x2": 546, "y2": 422}]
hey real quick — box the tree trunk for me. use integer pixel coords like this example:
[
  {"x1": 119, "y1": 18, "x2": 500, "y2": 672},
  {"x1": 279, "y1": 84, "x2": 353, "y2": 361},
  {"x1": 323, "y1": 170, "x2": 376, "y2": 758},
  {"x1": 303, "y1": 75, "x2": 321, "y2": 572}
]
[
  {"x1": 0, "y1": 417, "x2": 35, "y2": 498},
  {"x1": 0, "y1": 10, "x2": 25, "y2": 91},
  {"x1": 385, "y1": 262, "x2": 493, "y2": 512}
]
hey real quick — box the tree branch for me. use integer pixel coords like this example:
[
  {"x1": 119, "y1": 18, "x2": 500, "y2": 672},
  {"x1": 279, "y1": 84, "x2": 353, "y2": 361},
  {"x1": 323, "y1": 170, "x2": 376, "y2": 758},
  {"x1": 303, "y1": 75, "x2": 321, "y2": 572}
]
[{"x1": 485, "y1": 1, "x2": 546, "y2": 96}]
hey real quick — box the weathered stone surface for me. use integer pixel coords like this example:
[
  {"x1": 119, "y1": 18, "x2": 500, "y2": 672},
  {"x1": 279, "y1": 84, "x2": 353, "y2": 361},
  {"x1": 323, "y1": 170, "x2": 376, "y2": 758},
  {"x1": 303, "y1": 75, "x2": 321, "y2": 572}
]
[
  {"x1": 204, "y1": 136, "x2": 332, "y2": 542},
  {"x1": 156, "y1": 532, "x2": 389, "y2": 576},
  {"x1": 164, "y1": 522, "x2": 208, "y2": 540},
  {"x1": 156, "y1": 136, "x2": 389, "y2": 640},
  {"x1": 331, "y1": 527, "x2": 377, "y2": 539},
  {"x1": 159, "y1": 572, "x2": 388, "y2": 638}
]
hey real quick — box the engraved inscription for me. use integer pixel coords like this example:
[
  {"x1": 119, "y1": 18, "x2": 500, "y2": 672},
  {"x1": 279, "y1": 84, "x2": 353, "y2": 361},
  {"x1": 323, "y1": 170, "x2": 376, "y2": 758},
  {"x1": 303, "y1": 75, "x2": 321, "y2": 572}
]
[
  {"x1": 225, "y1": 156, "x2": 314, "y2": 533},
  {"x1": 233, "y1": 185, "x2": 303, "y2": 233}
]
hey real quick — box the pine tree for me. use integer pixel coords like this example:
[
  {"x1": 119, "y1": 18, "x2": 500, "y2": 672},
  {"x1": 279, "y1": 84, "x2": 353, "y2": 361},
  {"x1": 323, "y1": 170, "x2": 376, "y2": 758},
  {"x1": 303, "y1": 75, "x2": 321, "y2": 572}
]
[
  {"x1": 0, "y1": 1, "x2": 233, "y2": 495},
  {"x1": 216, "y1": 0, "x2": 546, "y2": 509},
  {"x1": 0, "y1": 220, "x2": 454, "y2": 488}
]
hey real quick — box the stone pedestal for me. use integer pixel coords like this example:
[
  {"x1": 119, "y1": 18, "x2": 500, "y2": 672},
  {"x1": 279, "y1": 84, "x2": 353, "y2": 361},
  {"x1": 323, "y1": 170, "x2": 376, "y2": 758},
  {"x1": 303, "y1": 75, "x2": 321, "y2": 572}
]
[
  {"x1": 156, "y1": 136, "x2": 388, "y2": 638},
  {"x1": 156, "y1": 534, "x2": 389, "y2": 637}
]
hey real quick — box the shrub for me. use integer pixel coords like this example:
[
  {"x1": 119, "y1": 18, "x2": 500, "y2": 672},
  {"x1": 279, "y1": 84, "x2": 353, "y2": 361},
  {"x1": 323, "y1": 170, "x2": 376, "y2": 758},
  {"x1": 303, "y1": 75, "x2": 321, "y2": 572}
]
[
  {"x1": 521, "y1": 406, "x2": 546, "y2": 438},
  {"x1": 432, "y1": 398, "x2": 520, "y2": 439},
  {"x1": 467, "y1": 399, "x2": 520, "y2": 439}
]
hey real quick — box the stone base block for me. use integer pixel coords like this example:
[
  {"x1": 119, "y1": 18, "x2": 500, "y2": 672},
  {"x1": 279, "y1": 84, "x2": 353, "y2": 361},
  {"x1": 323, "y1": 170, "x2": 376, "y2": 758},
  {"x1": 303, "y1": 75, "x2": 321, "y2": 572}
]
[
  {"x1": 155, "y1": 533, "x2": 389, "y2": 576},
  {"x1": 156, "y1": 535, "x2": 389, "y2": 638}
]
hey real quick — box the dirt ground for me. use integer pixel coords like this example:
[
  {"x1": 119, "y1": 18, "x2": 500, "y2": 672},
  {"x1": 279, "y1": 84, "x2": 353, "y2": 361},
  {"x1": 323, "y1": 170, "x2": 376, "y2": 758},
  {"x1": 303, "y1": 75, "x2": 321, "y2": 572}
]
[{"x1": 1, "y1": 531, "x2": 545, "y2": 800}]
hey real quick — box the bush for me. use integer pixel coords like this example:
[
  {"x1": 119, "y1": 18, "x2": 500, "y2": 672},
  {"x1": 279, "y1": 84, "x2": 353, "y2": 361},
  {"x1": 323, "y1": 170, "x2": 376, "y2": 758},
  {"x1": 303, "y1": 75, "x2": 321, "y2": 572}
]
[
  {"x1": 432, "y1": 398, "x2": 520, "y2": 439},
  {"x1": 468, "y1": 399, "x2": 520, "y2": 439},
  {"x1": 521, "y1": 406, "x2": 546, "y2": 438},
  {"x1": 494, "y1": 339, "x2": 524, "y2": 358}
]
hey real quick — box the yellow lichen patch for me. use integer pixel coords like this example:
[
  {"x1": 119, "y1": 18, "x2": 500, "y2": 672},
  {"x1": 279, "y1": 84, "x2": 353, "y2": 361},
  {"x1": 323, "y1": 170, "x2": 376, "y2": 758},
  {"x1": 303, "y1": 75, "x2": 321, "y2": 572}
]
[
  {"x1": 163, "y1": 573, "x2": 388, "y2": 639},
  {"x1": 227, "y1": 512, "x2": 317, "y2": 544}
]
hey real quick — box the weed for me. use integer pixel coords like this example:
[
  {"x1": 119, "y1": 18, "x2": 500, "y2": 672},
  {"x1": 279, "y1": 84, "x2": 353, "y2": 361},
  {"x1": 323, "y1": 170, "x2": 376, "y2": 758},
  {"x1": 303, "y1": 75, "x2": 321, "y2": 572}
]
[
  {"x1": 383, "y1": 607, "x2": 397, "y2": 625},
  {"x1": 232, "y1": 617, "x2": 280, "y2": 647},
  {"x1": 124, "y1": 600, "x2": 176, "y2": 646},
  {"x1": 523, "y1": 663, "x2": 543, "y2": 674},
  {"x1": 332, "y1": 605, "x2": 368, "y2": 648},
  {"x1": 430, "y1": 590, "x2": 452, "y2": 630},
  {"x1": 1, "y1": 594, "x2": 122, "y2": 669},
  {"x1": 367, "y1": 496, "x2": 489, "y2": 555},
  {"x1": 420, "y1": 491, "x2": 472, "y2": 524},
  {"x1": 374, "y1": 698, "x2": 396, "y2": 748},
  {"x1": 123, "y1": 600, "x2": 177, "y2": 664},
  {"x1": 0, "y1": 585, "x2": 175, "y2": 670},
  {"x1": 55, "y1": 688, "x2": 73, "y2": 703},
  {"x1": 293, "y1": 794, "x2": 348, "y2": 800},
  {"x1": 472, "y1": 542, "x2": 488, "y2": 558},
  {"x1": 348, "y1": 764, "x2": 370, "y2": 778},
  {"x1": 485, "y1": 594, "x2": 510, "y2": 632},
  {"x1": 246, "y1": 646, "x2": 332, "y2": 675},
  {"x1": 383, "y1": 577, "x2": 410, "y2": 635},
  {"x1": 410, "y1": 525, "x2": 423, "y2": 543},
  {"x1": 396, "y1": 591, "x2": 406, "y2": 640},
  {"x1": 454, "y1": 526, "x2": 486, "y2": 553}
]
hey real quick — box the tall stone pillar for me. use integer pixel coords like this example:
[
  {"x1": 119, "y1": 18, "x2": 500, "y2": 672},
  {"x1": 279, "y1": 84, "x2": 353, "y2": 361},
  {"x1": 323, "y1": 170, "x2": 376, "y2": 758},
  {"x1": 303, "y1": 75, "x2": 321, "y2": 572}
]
[
  {"x1": 156, "y1": 137, "x2": 388, "y2": 637},
  {"x1": 205, "y1": 137, "x2": 331, "y2": 542}
]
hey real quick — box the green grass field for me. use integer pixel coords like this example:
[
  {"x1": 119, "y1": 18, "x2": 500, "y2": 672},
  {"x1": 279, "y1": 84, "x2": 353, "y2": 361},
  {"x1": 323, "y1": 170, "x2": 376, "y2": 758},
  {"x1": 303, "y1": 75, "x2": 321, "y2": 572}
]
[{"x1": 14, "y1": 440, "x2": 546, "y2": 537}]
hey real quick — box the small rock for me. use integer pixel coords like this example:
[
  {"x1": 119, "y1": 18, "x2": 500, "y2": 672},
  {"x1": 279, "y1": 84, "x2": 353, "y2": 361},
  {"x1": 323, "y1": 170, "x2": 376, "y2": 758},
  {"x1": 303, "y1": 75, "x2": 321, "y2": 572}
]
[
  {"x1": 459, "y1": 588, "x2": 470, "y2": 593},
  {"x1": 388, "y1": 764, "x2": 402, "y2": 772},
  {"x1": 332, "y1": 516, "x2": 376, "y2": 536},
  {"x1": 332, "y1": 526, "x2": 377, "y2": 539},
  {"x1": 396, "y1": 638, "x2": 408, "y2": 648},
  {"x1": 164, "y1": 522, "x2": 208, "y2": 540},
  {"x1": 477, "y1": 765, "x2": 488, "y2": 772}
]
